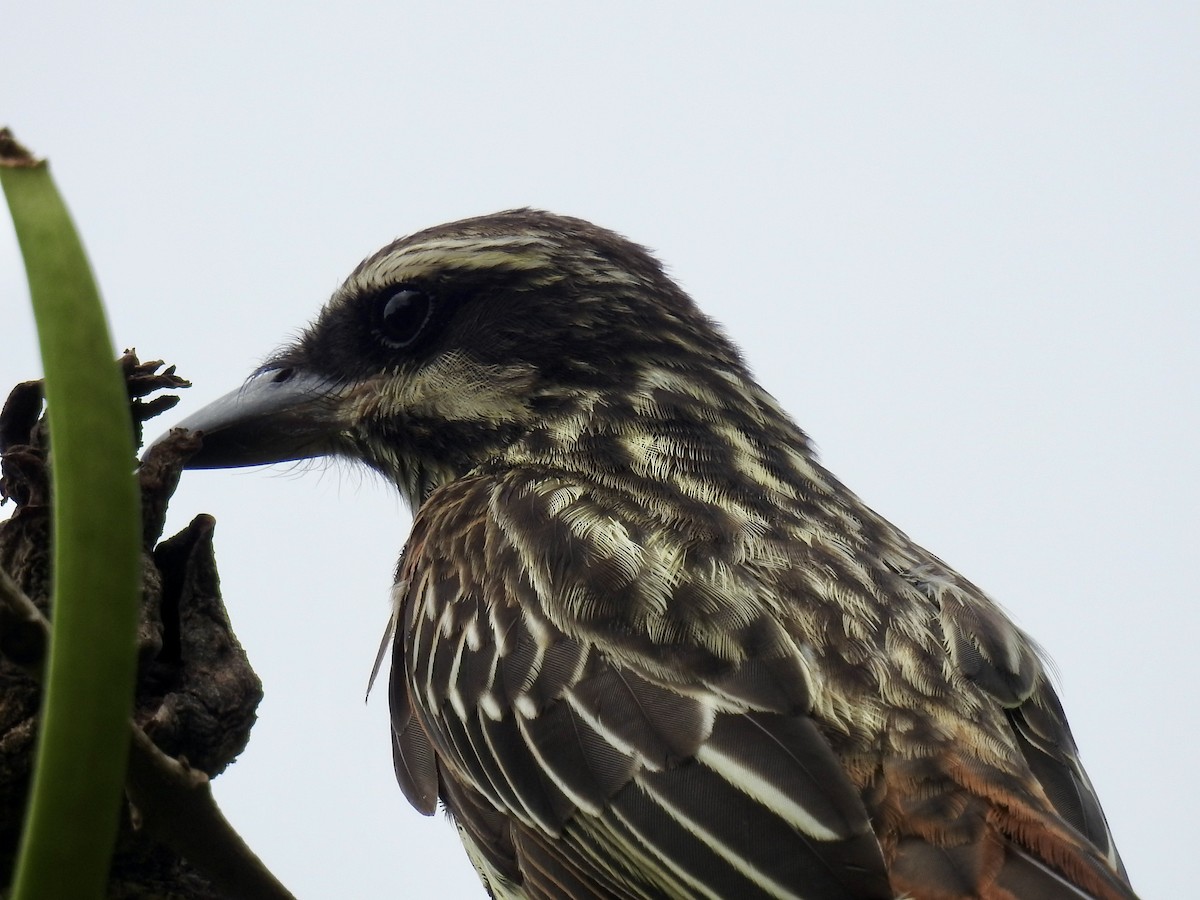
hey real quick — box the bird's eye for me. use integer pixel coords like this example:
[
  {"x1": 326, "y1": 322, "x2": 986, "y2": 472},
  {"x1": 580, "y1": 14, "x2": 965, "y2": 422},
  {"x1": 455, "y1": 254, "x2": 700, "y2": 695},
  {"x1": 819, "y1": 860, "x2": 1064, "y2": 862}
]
[{"x1": 375, "y1": 288, "x2": 434, "y2": 349}]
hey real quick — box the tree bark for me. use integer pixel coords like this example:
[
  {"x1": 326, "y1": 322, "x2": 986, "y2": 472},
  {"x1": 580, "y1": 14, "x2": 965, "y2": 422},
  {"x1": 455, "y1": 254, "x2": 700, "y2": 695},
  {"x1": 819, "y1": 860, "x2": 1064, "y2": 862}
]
[{"x1": 0, "y1": 354, "x2": 264, "y2": 898}]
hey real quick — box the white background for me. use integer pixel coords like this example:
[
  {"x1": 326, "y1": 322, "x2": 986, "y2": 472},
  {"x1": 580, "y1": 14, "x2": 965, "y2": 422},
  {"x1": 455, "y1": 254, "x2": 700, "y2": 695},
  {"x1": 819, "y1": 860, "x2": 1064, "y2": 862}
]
[{"x1": 3, "y1": 4, "x2": 1195, "y2": 897}]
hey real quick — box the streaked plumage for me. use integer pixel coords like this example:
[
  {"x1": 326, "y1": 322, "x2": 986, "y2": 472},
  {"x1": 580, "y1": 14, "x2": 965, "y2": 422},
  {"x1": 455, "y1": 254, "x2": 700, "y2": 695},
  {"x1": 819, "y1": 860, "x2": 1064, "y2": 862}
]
[{"x1": 168, "y1": 210, "x2": 1137, "y2": 898}]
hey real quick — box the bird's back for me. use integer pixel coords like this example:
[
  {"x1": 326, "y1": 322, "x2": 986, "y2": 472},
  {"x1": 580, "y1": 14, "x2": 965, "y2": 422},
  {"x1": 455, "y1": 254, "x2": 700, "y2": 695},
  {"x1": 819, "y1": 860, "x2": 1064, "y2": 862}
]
[{"x1": 390, "y1": 442, "x2": 1134, "y2": 899}]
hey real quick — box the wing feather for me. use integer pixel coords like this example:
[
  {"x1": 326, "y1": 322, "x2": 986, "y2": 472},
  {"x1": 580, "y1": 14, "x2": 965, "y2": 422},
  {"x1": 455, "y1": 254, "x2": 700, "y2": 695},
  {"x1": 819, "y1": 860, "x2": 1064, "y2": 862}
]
[
  {"x1": 387, "y1": 640, "x2": 439, "y2": 814},
  {"x1": 517, "y1": 690, "x2": 637, "y2": 814},
  {"x1": 697, "y1": 713, "x2": 874, "y2": 841}
]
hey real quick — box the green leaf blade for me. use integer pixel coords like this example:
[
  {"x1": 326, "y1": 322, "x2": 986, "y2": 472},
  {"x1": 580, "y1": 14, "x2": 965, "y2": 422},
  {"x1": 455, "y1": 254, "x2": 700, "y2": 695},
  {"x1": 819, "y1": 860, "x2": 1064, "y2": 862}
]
[{"x1": 3, "y1": 135, "x2": 142, "y2": 900}]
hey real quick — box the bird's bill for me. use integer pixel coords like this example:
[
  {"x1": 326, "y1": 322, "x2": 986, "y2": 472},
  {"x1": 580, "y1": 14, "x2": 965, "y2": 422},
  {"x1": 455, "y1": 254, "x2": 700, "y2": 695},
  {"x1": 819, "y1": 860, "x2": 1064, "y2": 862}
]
[{"x1": 158, "y1": 368, "x2": 350, "y2": 469}]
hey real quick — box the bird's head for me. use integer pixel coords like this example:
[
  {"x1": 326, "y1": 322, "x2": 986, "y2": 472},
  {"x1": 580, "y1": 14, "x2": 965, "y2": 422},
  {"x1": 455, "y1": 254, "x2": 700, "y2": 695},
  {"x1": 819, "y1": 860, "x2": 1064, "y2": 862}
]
[{"x1": 167, "y1": 209, "x2": 767, "y2": 509}]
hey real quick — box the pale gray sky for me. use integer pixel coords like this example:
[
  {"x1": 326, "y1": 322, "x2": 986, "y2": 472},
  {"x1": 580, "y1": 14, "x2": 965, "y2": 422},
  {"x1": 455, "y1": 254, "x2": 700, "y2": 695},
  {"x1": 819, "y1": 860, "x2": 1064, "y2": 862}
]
[{"x1": 3, "y1": 4, "x2": 1196, "y2": 897}]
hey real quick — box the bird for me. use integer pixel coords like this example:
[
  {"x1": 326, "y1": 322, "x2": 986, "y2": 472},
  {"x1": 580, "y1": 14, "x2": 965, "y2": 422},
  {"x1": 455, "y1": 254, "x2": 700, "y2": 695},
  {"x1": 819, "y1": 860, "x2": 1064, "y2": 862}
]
[{"x1": 167, "y1": 209, "x2": 1138, "y2": 899}]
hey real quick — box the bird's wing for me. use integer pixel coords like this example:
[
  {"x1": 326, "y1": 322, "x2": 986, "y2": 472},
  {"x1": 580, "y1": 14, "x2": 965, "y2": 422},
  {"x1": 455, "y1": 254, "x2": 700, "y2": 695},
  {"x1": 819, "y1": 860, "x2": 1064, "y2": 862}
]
[
  {"x1": 882, "y1": 562, "x2": 1137, "y2": 899},
  {"x1": 388, "y1": 471, "x2": 893, "y2": 899},
  {"x1": 1007, "y1": 681, "x2": 1128, "y2": 877},
  {"x1": 389, "y1": 469, "x2": 1136, "y2": 899}
]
